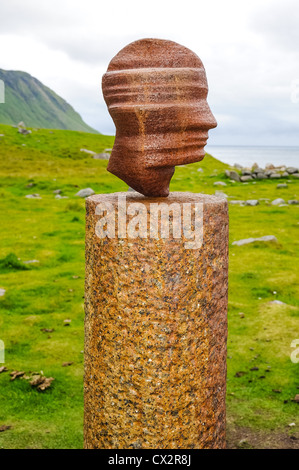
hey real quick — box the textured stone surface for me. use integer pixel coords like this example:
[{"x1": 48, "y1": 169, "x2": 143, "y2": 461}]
[
  {"x1": 102, "y1": 39, "x2": 217, "y2": 197},
  {"x1": 84, "y1": 192, "x2": 228, "y2": 449}
]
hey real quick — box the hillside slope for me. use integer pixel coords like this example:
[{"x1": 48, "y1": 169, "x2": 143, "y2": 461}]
[{"x1": 0, "y1": 69, "x2": 98, "y2": 133}]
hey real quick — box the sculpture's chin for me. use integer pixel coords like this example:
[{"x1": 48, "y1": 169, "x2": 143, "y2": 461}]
[
  {"x1": 136, "y1": 185, "x2": 170, "y2": 198},
  {"x1": 107, "y1": 159, "x2": 174, "y2": 198}
]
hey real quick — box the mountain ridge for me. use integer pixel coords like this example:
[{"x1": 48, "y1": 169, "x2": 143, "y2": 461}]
[{"x1": 0, "y1": 68, "x2": 99, "y2": 133}]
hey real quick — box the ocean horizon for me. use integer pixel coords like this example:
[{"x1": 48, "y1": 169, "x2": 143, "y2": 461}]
[{"x1": 206, "y1": 145, "x2": 299, "y2": 168}]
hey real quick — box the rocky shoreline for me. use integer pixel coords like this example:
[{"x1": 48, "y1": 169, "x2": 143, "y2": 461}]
[{"x1": 225, "y1": 163, "x2": 299, "y2": 182}]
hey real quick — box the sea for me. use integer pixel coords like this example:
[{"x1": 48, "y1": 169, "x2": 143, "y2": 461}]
[{"x1": 205, "y1": 145, "x2": 299, "y2": 168}]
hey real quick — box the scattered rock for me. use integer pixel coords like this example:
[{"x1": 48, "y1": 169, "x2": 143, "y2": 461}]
[
  {"x1": 18, "y1": 128, "x2": 31, "y2": 135},
  {"x1": 232, "y1": 235, "x2": 278, "y2": 246},
  {"x1": 256, "y1": 173, "x2": 267, "y2": 179},
  {"x1": 0, "y1": 288, "x2": 6, "y2": 297},
  {"x1": 93, "y1": 152, "x2": 110, "y2": 160},
  {"x1": 26, "y1": 183, "x2": 35, "y2": 188},
  {"x1": 229, "y1": 200, "x2": 245, "y2": 205},
  {"x1": 64, "y1": 319, "x2": 71, "y2": 326},
  {"x1": 23, "y1": 260, "x2": 39, "y2": 264},
  {"x1": 75, "y1": 188, "x2": 95, "y2": 198},
  {"x1": 55, "y1": 194, "x2": 68, "y2": 199},
  {"x1": 268, "y1": 300, "x2": 287, "y2": 306},
  {"x1": 25, "y1": 194, "x2": 41, "y2": 199},
  {"x1": 269, "y1": 173, "x2": 281, "y2": 179},
  {"x1": 245, "y1": 200, "x2": 259, "y2": 206},
  {"x1": 250, "y1": 367, "x2": 259, "y2": 371},
  {"x1": 40, "y1": 328, "x2": 54, "y2": 333},
  {"x1": 240, "y1": 175, "x2": 253, "y2": 182},
  {"x1": 62, "y1": 362, "x2": 73, "y2": 367},
  {"x1": 265, "y1": 163, "x2": 275, "y2": 170},
  {"x1": 30, "y1": 374, "x2": 54, "y2": 391},
  {"x1": 10, "y1": 370, "x2": 25, "y2": 381},
  {"x1": 104, "y1": 148, "x2": 112, "y2": 152},
  {"x1": 272, "y1": 198, "x2": 285, "y2": 205},
  {"x1": 237, "y1": 439, "x2": 250, "y2": 449},
  {"x1": 293, "y1": 174, "x2": 299, "y2": 178},
  {"x1": 214, "y1": 191, "x2": 228, "y2": 198},
  {"x1": 235, "y1": 371, "x2": 246, "y2": 377},
  {"x1": 272, "y1": 389, "x2": 282, "y2": 393},
  {"x1": 53, "y1": 189, "x2": 62, "y2": 194},
  {"x1": 286, "y1": 167, "x2": 298, "y2": 174},
  {"x1": 0, "y1": 425, "x2": 12, "y2": 432},
  {"x1": 213, "y1": 181, "x2": 227, "y2": 186},
  {"x1": 17, "y1": 122, "x2": 32, "y2": 135},
  {"x1": 238, "y1": 312, "x2": 245, "y2": 318},
  {"x1": 294, "y1": 395, "x2": 299, "y2": 403},
  {"x1": 197, "y1": 168, "x2": 203, "y2": 172},
  {"x1": 0, "y1": 366, "x2": 8, "y2": 373},
  {"x1": 277, "y1": 184, "x2": 288, "y2": 188},
  {"x1": 225, "y1": 170, "x2": 241, "y2": 182},
  {"x1": 80, "y1": 148, "x2": 96, "y2": 155},
  {"x1": 288, "y1": 200, "x2": 299, "y2": 205}
]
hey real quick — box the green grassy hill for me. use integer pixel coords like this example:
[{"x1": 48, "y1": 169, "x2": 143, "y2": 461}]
[
  {"x1": 0, "y1": 69, "x2": 98, "y2": 133},
  {"x1": 0, "y1": 123, "x2": 298, "y2": 448}
]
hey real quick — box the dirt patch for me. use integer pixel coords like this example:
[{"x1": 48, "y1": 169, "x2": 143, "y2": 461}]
[{"x1": 227, "y1": 426, "x2": 299, "y2": 449}]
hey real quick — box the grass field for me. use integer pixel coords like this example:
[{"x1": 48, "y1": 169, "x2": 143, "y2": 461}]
[{"x1": 0, "y1": 123, "x2": 298, "y2": 449}]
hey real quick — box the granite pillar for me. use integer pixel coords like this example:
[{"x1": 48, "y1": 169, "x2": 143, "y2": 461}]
[{"x1": 84, "y1": 191, "x2": 228, "y2": 449}]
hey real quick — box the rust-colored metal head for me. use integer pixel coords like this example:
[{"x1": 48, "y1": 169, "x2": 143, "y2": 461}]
[{"x1": 102, "y1": 38, "x2": 217, "y2": 197}]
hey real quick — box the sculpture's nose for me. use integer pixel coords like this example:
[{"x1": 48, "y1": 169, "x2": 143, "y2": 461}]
[{"x1": 204, "y1": 102, "x2": 217, "y2": 130}]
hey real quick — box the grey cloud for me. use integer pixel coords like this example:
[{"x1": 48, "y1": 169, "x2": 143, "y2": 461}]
[
  {"x1": 250, "y1": 0, "x2": 299, "y2": 53},
  {"x1": 41, "y1": 32, "x2": 138, "y2": 65},
  {"x1": 0, "y1": 1, "x2": 69, "y2": 34},
  {"x1": 0, "y1": 0, "x2": 137, "y2": 65}
]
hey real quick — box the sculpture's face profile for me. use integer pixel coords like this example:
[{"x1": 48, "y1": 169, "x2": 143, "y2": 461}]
[{"x1": 102, "y1": 38, "x2": 217, "y2": 197}]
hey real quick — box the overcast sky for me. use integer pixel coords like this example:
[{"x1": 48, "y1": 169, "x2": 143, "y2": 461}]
[{"x1": 0, "y1": 0, "x2": 298, "y2": 145}]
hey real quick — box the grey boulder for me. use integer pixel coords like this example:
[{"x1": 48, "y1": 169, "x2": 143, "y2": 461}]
[
  {"x1": 240, "y1": 175, "x2": 253, "y2": 182},
  {"x1": 286, "y1": 167, "x2": 298, "y2": 174},
  {"x1": 245, "y1": 200, "x2": 259, "y2": 206},
  {"x1": 93, "y1": 152, "x2": 110, "y2": 160},
  {"x1": 75, "y1": 188, "x2": 95, "y2": 198},
  {"x1": 225, "y1": 170, "x2": 241, "y2": 182},
  {"x1": 232, "y1": 235, "x2": 278, "y2": 246},
  {"x1": 272, "y1": 198, "x2": 285, "y2": 205}
]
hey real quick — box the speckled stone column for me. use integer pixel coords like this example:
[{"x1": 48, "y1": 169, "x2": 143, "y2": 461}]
[{"x1": 84, "y1": 192, "x2": 228, "y2": 449}]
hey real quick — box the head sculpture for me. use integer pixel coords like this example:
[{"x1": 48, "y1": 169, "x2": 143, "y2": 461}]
[{"x1": 102, "y1": 38, "x2": 217, "y2": 197}]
